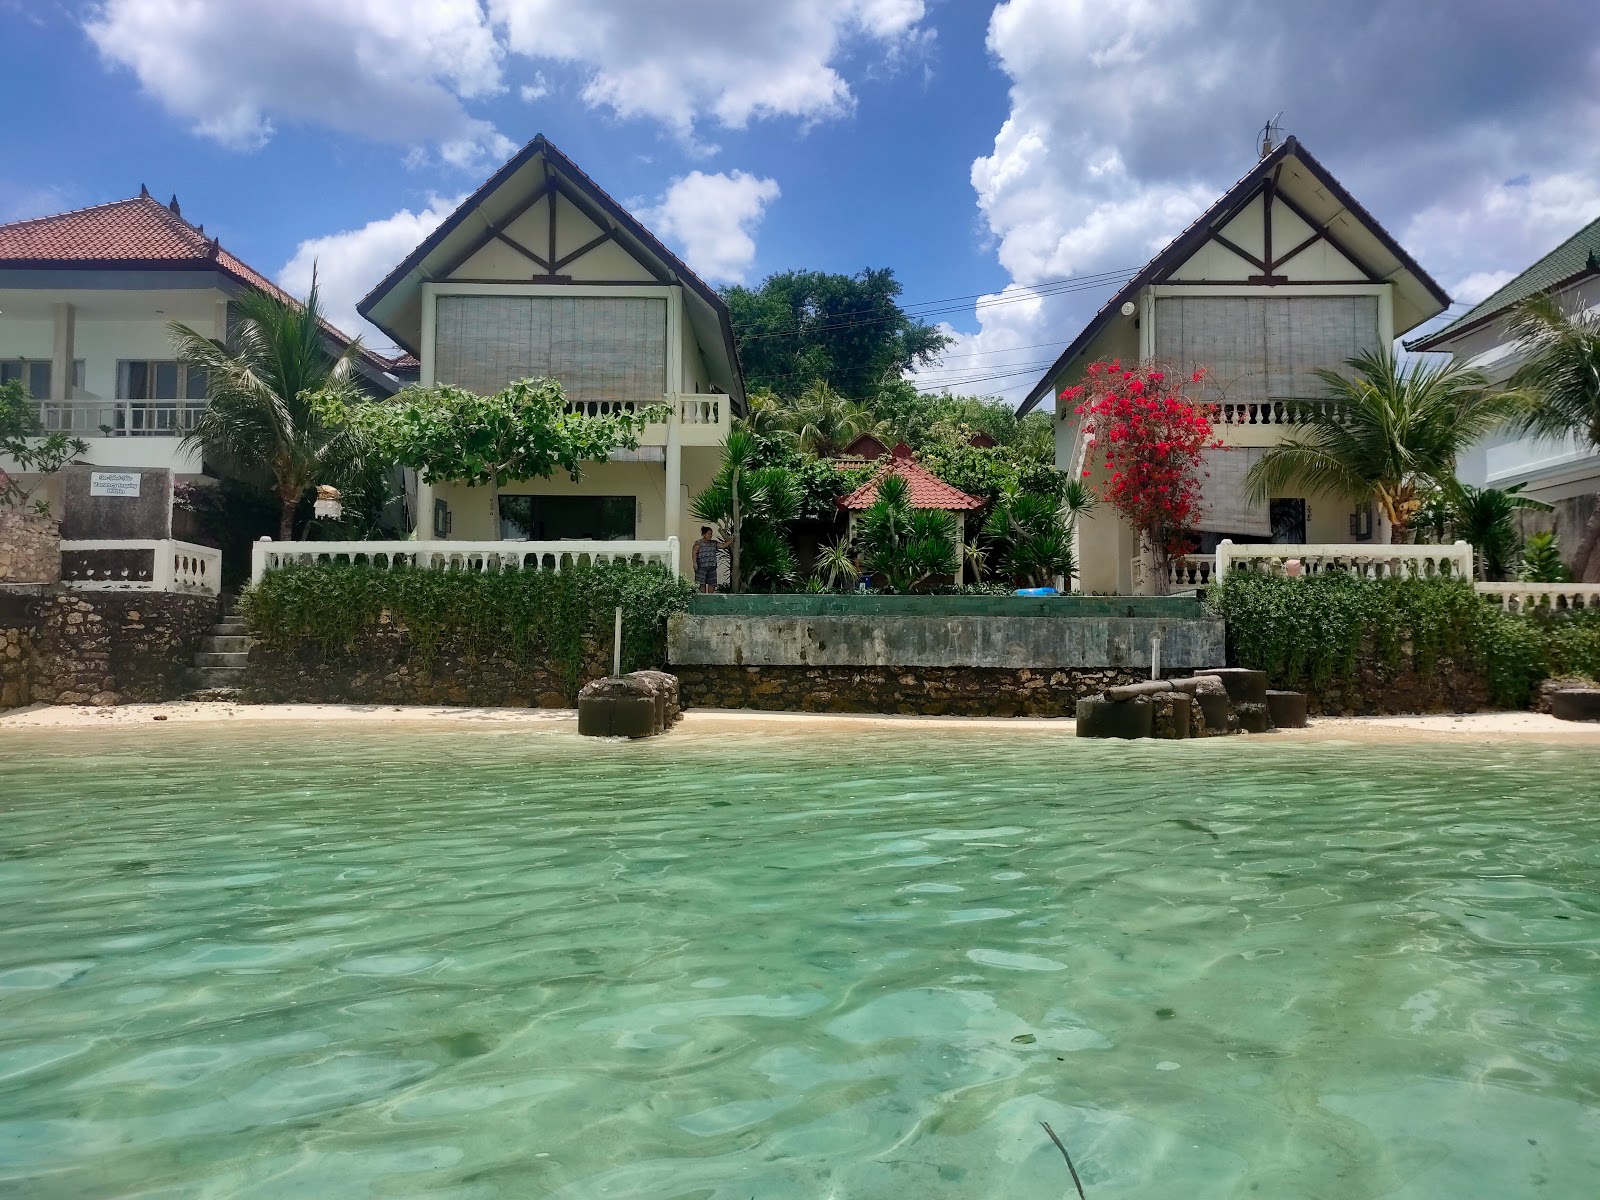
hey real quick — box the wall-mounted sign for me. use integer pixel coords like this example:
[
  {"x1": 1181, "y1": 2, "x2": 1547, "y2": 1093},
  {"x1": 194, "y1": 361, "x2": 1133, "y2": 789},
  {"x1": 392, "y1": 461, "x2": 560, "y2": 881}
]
[{"x1": 89, "y1": 471, "x2": 141, "y2": 498}]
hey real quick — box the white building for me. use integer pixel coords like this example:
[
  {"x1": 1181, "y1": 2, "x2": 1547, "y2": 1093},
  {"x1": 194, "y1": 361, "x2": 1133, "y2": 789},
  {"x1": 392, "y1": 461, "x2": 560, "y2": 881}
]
[
  {"x1": 1017, "y1": 137, "x2": 1451, "y2": 594},
  {"x1": 357, "y1": 135, "x2": 744, "y2": 555},
  {"x1": 0, "y1": 190, "x2": 396, "y2": 508},
  {"x1": 1406, "y1": 214, "x2": 1600, "y2": 574}
]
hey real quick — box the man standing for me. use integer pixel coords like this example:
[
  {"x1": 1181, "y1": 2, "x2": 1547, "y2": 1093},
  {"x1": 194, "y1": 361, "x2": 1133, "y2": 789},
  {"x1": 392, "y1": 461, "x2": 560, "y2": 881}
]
[{"x1": 693, "y1": 526, "x2": 725, "y2": 594}]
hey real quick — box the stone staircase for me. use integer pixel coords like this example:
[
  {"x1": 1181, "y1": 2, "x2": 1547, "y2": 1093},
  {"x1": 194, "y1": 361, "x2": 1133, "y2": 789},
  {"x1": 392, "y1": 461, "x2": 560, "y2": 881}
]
[{"x1": 188, "y1": 596, "x2": 252, "y2": 697}]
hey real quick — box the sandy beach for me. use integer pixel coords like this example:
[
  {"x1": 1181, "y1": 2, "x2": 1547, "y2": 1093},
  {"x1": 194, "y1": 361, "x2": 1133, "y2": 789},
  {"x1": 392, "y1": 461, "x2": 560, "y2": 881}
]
[{"x1": 2, "y1": 701, "x2": 1598, "y2": 744}]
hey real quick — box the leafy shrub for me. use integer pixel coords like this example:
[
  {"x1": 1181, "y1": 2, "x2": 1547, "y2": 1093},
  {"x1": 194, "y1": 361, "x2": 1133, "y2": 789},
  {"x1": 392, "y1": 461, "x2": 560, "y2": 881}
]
[
  {"x1": 243, "y1": 559, "x2": 692, "y2": 694},
  {"x1": 1207, "y1": 571, "x2": 1590, "y2": 708},
  {"x1": 1519, "y1": 531, "x2": 1571, "y2": 582}
]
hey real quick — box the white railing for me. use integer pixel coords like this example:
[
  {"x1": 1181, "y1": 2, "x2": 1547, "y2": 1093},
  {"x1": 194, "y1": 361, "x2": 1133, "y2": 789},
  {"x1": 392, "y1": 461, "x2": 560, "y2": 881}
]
[
  {"x1": 1215, "y1": 540, "x2": 1474, "y2": 580},
  {"x1": 60, "y1": 539, "x2": 221, "y2": 594},
  {"x1": 677, "y1": 395, "x2": 725, "y2": 425},
  {"x1": 564, "y1": 398, "x2": 646, "y2": 419},
  {"x1": 38, "y1": 399, "x2": 207, "y2": 437},
  {"x1": 1206, "y1": 398, "x2": 1348, "y2": 427},
  {"x1": 250, "y1": 537, "x2": 680, "y2": 585},
  {"x1": 1167, "y1": 553, "x2": 1217, "y2": 588},
  {"x1": 1475, "y1": 582, "x2": 1600, "y2": 612}
]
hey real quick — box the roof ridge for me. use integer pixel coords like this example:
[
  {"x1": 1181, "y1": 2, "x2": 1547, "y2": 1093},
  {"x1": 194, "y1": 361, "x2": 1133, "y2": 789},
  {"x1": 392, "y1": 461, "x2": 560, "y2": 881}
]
[
  {"x1": 0, "y1": 193, "x2": 158, "y2": 233},
  {"x1": 1409, "y1": 211, "x2": 1600, "y2": 348}
]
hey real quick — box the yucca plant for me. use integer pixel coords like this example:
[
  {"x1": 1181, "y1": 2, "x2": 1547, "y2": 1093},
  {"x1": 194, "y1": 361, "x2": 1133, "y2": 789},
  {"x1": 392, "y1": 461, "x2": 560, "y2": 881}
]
[
  {"x1": 1245, "y1": 348, "x2": 1522, "y2": 543},
  {"x1": 171, "y1": 271, "x2": 367, "y2": 541},
  {"x1": 1520, "y1": 531, "x2": 1572, "y2": 583},
  {"x1": 854, "y1": 473, "x2": 957, "y2": 593},
  {"x1": 1446, "y1": 482, "x2": 1552, "y2": 580},
  {"x1": 691, "y1": 427, "x2": 801, "y2": 592},
  {"x1": 811, "y1": 537, "x2": 860, "y2": 591},
  {"x1": 982, "y1": 478, "x2": 1095, "y2": 587}
]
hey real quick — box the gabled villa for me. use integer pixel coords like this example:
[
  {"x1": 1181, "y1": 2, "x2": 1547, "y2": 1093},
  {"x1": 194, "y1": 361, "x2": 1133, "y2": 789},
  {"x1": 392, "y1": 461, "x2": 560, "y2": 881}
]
[
  {"x1": 357, "y1": 135, "x2": 744, "y2": 554},
  {"x1": 0, "y1": 193, "x2": 397, "y2": 501},
  {"x1": 1020, "y1": 136, "x2": 1451, "y2": 594},
  {"x1": 1407, "y1": 214, "x2": 1600, "y2": 574}
]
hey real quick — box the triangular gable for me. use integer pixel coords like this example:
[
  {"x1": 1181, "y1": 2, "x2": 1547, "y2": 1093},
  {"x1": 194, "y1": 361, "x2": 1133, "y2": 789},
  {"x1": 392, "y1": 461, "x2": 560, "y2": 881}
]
[
  {"x1": 358, "y1": 134, "x2": 744, "y2": 404},
  {"x1": 1018, "y1": 137, "x2": 1450, "y2": 414}
]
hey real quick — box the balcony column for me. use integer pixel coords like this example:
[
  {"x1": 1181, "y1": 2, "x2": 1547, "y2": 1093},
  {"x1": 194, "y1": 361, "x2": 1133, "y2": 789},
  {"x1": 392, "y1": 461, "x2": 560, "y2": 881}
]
[
  {"x1": 51, "y1": 303, "x2": 75, "y2": 401},
  {"x1": 664, "y1": 409, "x2": 682, "y2": 561}
]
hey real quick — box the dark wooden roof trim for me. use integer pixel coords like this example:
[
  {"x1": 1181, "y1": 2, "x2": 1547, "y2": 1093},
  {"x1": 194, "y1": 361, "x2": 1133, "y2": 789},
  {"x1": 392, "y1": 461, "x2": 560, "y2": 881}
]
[{"x1": 1017, "y1": 136, "x2": 1449, "y2": 414}]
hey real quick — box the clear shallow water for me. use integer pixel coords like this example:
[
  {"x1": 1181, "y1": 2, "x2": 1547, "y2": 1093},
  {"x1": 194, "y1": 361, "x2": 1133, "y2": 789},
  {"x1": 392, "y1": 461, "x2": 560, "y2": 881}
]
[{"x1": 0, "y1": 728, "x2": 1596, "y2": 1199}]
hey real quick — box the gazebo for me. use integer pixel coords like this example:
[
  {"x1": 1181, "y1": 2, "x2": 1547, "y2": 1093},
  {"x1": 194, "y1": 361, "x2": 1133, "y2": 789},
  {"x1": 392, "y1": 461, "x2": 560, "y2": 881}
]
[{"x1": 837, "y1": 444, "x2": 985, "y2": 584}]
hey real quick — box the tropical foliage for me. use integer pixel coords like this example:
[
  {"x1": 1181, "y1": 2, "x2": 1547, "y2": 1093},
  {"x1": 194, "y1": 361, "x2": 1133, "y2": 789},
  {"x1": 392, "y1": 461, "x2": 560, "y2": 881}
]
[
  {"x1": 1508, "y1": 293, "x2": 1600, "y2": 580},
  {"x1": 171, "y1": 275, "x2": 369, "y2": 541},
  {"x1": 1520, "y1": 531, "x2": 1572, "y2": 583},
  {"x1": 324, "y1": 378, "x2": 666, "y2": 490},
  {"x1": 982, "y1": 479, "x2": 1095, "y2": 587},
  {"x1": 1244, "y1": 348, "x2": 1521, "y2": 544},
  {"x1": 0, "y1": 378, "x2": 86, "y2": 515},
  {"x1": 691, "y1": 427, "x2": 802, "y2": 591},
  {"x1": 853, "y1": 473, "x2": 958, "y2": 593}
]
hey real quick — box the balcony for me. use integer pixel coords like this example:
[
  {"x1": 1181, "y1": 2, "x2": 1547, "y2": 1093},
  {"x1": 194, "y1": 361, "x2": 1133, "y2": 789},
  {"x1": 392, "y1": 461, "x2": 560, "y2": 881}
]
[
  {"x1": 37, "y1": 399, "x2": 206, "y2": 437},
  {"x1": 563, "y1": 393, "x2": 732, "y2": 448}
]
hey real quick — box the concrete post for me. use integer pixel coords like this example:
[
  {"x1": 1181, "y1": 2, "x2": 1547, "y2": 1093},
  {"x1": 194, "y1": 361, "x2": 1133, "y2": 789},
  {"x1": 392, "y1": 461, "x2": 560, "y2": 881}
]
[
  {"x1": 51, "y1": 303, "x2": 75, "y2": 402},
  {"x1": 665, "y1": 416, "x2": 682, "y2": 566}
]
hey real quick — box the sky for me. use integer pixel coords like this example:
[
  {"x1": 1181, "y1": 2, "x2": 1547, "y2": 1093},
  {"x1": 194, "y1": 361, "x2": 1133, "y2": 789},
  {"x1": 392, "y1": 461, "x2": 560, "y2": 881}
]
[{"x1": 3, "y1": 0, "x2": 1598, "y2": 403}]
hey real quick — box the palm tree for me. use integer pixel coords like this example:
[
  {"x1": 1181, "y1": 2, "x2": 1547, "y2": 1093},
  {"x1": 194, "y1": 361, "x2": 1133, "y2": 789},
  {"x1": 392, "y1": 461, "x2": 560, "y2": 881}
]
[
  {"x1": 783, "y1": 381, "x2": 882, "y2": 457},
  {"x1": 1508, "y1": 293, "x2": 1600, "y2": 580},
  {"x1": 691, "y1": 427, "x2": 801, "y2": 591},
  {"x1": 1445, "y1": 482, "x2": 1551, "y2": 581},
  {"x1": 1245, "y1": 348, "x2": 1520, "y2": 543},
  {"x1": 736, "y1": 389, "x2": 794, "y2": 445},
  {"x1": 170, "y1": 273, "x2": 366, "y2": 541}
]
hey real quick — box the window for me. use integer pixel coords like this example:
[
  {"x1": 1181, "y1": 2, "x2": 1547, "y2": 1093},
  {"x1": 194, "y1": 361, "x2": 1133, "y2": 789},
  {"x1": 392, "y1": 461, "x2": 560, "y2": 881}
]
[
  {"x1": 498, "y1": 495, "x2": 637, "y2": 541},
  {"x1": 1269, "y1": 498, "x2": 1308, "y2": 543},
  {"x1": 1, "y1": 359, "x2": 83, "y2": 399},
  {"x1": 116, "y1": 360, "x2": 208, "y2": 400}
]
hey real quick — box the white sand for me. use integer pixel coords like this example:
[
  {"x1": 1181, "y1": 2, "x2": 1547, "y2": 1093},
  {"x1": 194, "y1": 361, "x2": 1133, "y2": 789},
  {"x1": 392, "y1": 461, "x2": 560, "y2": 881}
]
[{"x1": 2, "y1": 701, "x2": 1598, "y2": 744}]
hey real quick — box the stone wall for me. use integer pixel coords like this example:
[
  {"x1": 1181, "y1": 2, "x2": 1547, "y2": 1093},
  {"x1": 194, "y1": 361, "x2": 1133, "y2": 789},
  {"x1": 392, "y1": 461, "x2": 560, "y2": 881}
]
[
  {"x1": 246, "y1": 631, "x2": 614, "y2": 708},
  {"x1": 0, "y1": 510, "x2": 61, "y2": 585},
  {"x1": 1268, "y1": 652, "x2": 1489, "y2": 717},
  {"x1": 0, "y1": 590, "x2": 216, "y2": 707},
  {"x1": 677, "y1": 664, "x2": 1150, "y2": 717}
]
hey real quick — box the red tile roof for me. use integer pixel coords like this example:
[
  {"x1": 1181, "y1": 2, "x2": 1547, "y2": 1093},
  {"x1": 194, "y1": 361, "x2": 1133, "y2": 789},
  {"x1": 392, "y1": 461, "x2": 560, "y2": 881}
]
[
  {"x1": 0, "y1": 193, "x2": 390, "y2": 375},
  {"x1": 837, "y1": 446, "x2": 985, "y2": 511}
]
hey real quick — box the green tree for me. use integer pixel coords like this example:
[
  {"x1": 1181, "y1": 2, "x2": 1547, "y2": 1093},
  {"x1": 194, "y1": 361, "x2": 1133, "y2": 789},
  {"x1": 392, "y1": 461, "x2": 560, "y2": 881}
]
[
  {"x1": 983, "y1": 479, "x2": 1096, "y2": 588},
  {"x1": 1445, "y1": 482, "x2": 1552, "y2": 581},
  {"x1": 171, "y1": 276, "x2": 370, "y2": 541},
  {"x1": 0, "y1": 378, "x2": 87, "y2": 515},
  {"x1": 1519, "y1": 531, "x2": 1571, "y2": 583},
  {"x1": 1245, "y1": 348, "x2": 1520, "y2": 544},
  {"x1": 325, "y1": 378, "x2": 666, "y2": 490},
  {"x1": 725, "y1": 268, "x2": 950, "y2": 398},
  {"x1": 781, "y1": 380, "x2": 885, "y2": 457},
  {"x1": 1508, "y1": 293, "x2": 1600, "y2": 580},
  {"x1": 691, "y1": 427, "x2": 801, "y2": 592},
  {"x1": 854, "y1": 473, "x2": 958, "y2": 593}
]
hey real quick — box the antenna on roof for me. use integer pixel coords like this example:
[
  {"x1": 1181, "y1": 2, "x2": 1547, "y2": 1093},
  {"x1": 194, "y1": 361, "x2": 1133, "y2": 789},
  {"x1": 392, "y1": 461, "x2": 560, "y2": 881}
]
[
  {"x1": 169, "y1": 194, "x2": 181, "y2": 217},
  {"x1": 1259, "y1": 112, "x2": 1284, "y2": 159}
]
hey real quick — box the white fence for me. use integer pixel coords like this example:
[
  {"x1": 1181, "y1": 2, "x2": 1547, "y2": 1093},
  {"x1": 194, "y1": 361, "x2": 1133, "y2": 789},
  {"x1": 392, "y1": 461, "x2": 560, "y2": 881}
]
[
  {"x1": 59, "y1": 539, "x2": 221, "y2": 595},
  {"x1": 1473, "y1": 582, "x2": 1600, "y2": 612},
  {"x1": 1214, "y1": 540, "x2": 1474, "y2": 580},
  {"x1": 250, "y1": 537, "x2": 681, "y2": 585}
]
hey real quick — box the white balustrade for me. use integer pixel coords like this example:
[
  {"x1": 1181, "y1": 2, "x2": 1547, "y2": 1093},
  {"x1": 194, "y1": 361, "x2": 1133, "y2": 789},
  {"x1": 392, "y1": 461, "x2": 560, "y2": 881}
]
[
  {"x1": 1215, "y1": 540, "x2": 1474, "y2": 580},
  {"x1": 60, "y1": 539, "x2": 221, "y2": 595},
  {"x1": 1167, "y1": 553, "x2": 1217, "y2": 588},
  {"x1": 251, "y1": 537, "x2": 681, "y2": 585},
  {"x1": 38, "y1": 399, "x2": 207, "y2": 437},
  {"x1": 1474, "y1": 582, "x2": 1600, "y2": 612},
  {"x1": 1206, "y1": 398, "x2": 1349, "y2": 427},
  {"x1": 677, "y1": 396, "x2": 724, "y2": 425}
]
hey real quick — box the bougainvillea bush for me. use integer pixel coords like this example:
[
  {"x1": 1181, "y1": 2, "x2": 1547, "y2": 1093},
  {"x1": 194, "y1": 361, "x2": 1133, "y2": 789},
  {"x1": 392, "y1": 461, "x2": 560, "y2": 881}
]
[{"x1": 1061, "y1": 360, "x2": 1221, "y2": 583}]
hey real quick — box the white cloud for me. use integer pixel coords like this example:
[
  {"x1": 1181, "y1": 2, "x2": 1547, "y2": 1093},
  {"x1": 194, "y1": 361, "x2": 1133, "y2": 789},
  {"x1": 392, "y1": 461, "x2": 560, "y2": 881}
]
[
  {"x1": 1450, "y1": 270, "x2": 1516, "y2": 307},
  {"x1": 488, "y1": 0, "x2": 928, "y2": 146},
  {"x1": 278, "y1": 195, "x2": 465, "y2": 349},
  {"x1": 520, "y1": 73, "x2": 550, "y2": 103},
  {"x1": 641, "y1": 171, "x2": 780, "y2": 284},
  {"x1": 85, "y1": 0, "x2": 510, "y2": 168},
  {"x1": 944, "y1": 0, "x2": 1600, "y2": 404}
]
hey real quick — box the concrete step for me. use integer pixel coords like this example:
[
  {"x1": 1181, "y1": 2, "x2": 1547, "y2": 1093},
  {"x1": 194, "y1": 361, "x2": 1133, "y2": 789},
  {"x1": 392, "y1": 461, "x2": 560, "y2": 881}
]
[
  {"x1": 202, "y1": 635, "x2": 253, "y2": 653},
  {"x1": 189, "y1": 666, "x2": 245, "y2": 689},
  {"x1": 212, "y1": 621, "x2": 248, "y2": 636},
  {"x1": 194, "y1": 651, "x2": 250, "y2": 669}
]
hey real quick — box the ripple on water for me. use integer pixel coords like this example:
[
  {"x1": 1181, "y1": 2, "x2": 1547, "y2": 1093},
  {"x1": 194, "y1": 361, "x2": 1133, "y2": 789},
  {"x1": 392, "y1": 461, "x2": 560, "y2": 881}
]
[{"x1": 0, "y1": 727, "x2": 1595, "y2": 1198}]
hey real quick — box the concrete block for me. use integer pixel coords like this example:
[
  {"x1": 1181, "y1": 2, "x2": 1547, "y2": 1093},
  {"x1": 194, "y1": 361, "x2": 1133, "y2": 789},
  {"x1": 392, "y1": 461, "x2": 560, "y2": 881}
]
[
  {"x1": 1152, "y1": 692, "x2": 1192, "y2": 739},
  {"x1": 1550, "y1": 689, "x2": 1600, "y2": 722},
  {"x1": 1192, "y1": 687, "x2": 1236, "y2": 736},
  {"x1": 1196, "y1": 668, "x2": 1268, "y2": 706},
  {"x1": 1076, "y1": 696, "x2": 1153, "y2": 739},
  {"x1": 1236, "y1": 702, "x2": 1271, "y2": 733},
  {"x1": 1266, "y1": 690, "x2": 1308, "y2": 729}
]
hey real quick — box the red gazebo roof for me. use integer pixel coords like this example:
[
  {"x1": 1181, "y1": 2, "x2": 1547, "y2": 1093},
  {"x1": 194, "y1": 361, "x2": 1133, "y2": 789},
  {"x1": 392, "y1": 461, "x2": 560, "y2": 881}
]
[{"x1": 837, "y1": 444, "x2": 985, "y2": 511}]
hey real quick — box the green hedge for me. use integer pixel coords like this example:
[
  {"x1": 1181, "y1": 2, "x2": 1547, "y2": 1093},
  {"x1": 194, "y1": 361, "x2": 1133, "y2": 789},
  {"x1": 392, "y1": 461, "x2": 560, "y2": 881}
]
[
  {"x1": 1207, "y1": 572, "x2": 1600, "y2": 708},
  {"x1": 242, "y1": 560, "x2": 693, "y2": 693}
]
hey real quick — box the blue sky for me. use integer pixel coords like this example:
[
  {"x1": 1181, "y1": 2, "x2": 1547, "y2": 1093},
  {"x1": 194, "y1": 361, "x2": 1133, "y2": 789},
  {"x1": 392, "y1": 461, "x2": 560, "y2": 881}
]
[{"x1": 4, "y1": 1, "x2": 1598, "y2": 401}]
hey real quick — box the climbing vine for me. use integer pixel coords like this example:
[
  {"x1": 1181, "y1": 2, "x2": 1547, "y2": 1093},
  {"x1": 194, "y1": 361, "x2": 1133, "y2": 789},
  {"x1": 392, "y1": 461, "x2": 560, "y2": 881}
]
[
  {"x1": 1207, "y1": 572, "x2": 1600, "y2": 708},
  {"x1": 243, "y1": 560, "x2": 693, "y2": 695}
]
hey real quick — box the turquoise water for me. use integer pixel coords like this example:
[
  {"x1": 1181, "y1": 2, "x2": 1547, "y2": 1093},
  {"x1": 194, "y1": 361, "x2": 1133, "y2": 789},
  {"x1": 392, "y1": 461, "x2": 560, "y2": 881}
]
[{"x1": 0, "y1": 728, "x2": 1596, "y2": 1199}]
